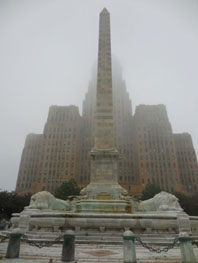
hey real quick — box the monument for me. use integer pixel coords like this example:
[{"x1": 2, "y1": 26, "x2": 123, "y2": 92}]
[
  {"x1": 76, "y1": 8, "x2": 131, "y2": 213},
  {"x1": 8, "y1": 8, "x2": 198, "y2": 241}
]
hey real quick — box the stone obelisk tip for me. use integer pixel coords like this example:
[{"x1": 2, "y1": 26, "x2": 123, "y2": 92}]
[{"x1": 101, "y1": 8, "x2": 109, "y2": 14}]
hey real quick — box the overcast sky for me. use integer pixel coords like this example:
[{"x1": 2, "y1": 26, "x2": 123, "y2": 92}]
[{"x1": 0, "y1": 0, "x2": 197, "y2": 191}]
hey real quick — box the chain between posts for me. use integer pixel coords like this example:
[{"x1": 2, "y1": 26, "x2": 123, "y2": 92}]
[
  {"x1": 136, "y1": 236, "x2": 179, "y2": 253},
  {"x1": 21, "y1": 234, "x2": 64, "y2": 249}
]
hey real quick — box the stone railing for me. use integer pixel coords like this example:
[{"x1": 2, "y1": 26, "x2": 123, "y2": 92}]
[
  {"x1": 1, "y1": 229, "x2": 198, "y2": 262},
  {"x1": 11, "y1": 212, "x2": 198, "y2": 235}
]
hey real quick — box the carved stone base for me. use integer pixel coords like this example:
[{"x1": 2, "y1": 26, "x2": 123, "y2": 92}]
[
  {"x1": 80, "y1": 182, "x2": 128, "y2": 200},
  {"x1": 76, "y1": 199, "x2": 132, "y2": 214}
]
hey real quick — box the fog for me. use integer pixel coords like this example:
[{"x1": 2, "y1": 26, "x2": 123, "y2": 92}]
[{"x1": 0, "y1": 0, "x2": 197, "y2": 191}]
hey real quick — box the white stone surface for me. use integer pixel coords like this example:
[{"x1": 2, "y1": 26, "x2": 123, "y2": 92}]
[{"x1": 123, "y1": 230, "x2": 136, "y2": 263}]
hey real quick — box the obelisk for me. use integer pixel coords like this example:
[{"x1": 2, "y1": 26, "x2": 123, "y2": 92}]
[
  {"x1": 94, "y1": 8, "x2": 114, "y2": 151},
  {"x1": 78, "y1": 9, "x2": 131, "y2": 213}
]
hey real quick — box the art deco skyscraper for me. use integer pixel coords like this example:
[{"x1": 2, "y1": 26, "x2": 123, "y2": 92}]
[
  {"x1": 133, "y1": 105, "x2": 184, "y2": 193},
  {"x1": 174, "y1": 133, "x2": 198, "y2": 193},
  {"x1": 16, "y1": 105, "x2": 80, "y2": 194},
  {"x1": 16, "y1": 9, "x2": 198, "y2": 198},
  {"x1": 16, "y1": 134, "x2": 43, "y2": 194}
]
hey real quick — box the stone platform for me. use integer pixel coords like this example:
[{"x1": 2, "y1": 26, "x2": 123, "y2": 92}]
[{"x1": 10, "y1": 210, "x2": 198, "y2": 240}]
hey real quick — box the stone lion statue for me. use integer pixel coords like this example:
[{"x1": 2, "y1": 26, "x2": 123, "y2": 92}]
[
  {"x1": 28, "y1": 191, "x2": 70, "y2": 211},
  {"x1": 138, "y1": 191, "x2": 183, "y2": 212}
]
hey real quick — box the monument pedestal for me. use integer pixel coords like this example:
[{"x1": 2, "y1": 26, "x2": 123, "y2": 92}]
[
  {"x1": 76, "y1": 199, "x2": 131, "y2": 214},
  {"x1": 78, "y1": 148, "x2": 132, "y2": 213},
  {"x1": 81, "y1": 181, "x2": 128, "y2": 200}
]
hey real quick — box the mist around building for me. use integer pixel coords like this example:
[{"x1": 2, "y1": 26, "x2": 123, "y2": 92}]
[{"x1": 15, "y1": 57, "x2": 198, "y2": 199}]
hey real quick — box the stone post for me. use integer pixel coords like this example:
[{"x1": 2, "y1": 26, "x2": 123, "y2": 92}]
[
  {"x1": 6, "y1": 229, "x2": 21, "y2": 259},
  {"x1": 61, "y1": 230, "x2": 76, "y2": 262},
  {"x1": 123, "y1": 230, "x2": 136, "y2": 263},
  {"x1": 179, "y1": 232, "x2": 195, "y2": 263},
  {"x1": 177, "y1": 215, "x2": 191, "y2": 234}
]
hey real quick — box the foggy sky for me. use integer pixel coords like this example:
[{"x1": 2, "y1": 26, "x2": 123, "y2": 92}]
[{"x1": 0, "y1": 0, "x2": 197, "y2": 191}]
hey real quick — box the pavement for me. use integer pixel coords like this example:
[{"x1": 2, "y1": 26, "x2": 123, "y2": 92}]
[{"x1": 0, "y1": 241, "x2": 198, "y2": 262}]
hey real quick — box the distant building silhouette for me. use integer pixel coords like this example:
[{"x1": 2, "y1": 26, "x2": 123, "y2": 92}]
[
  {"x1": 174, "y1": 133, "x2": 198, "y2": 193},
  {"x1": 16, "y1": 105, "x2": 81, "y2": 194},
  {"x1": 15, "y1": 60, "x2": 198, "y2": 196},
  {"x1": 15, "y1": 10, "x2": 198, "y2": 197}
]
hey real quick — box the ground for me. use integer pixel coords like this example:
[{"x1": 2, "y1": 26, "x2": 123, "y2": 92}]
[{"x1": 0, "y1": 241, "x2": 198, "y2": 262}]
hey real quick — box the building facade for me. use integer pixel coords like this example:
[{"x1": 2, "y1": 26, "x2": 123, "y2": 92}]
[
  {"x1": 133, "y1": 105, "x2": 184, "y2": 194},
  {"x1": 16, "y1": 105, "x2": 81, "y2": 193},
  {"x1": 16, "y1": 72, "x2": 198, "y2": 197},
  {"x1": 16, "y1": 57, "x2": 198, "y2": 196},
  {"x1": 174, "y1": 133, "x2": 198, "y2": 193},
  {"x1": 16, "y1": 134, "x2": 43, "y2": 194},
  {"x1": 16, "y1": 64, "x2": 198, "y2": 196}
]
